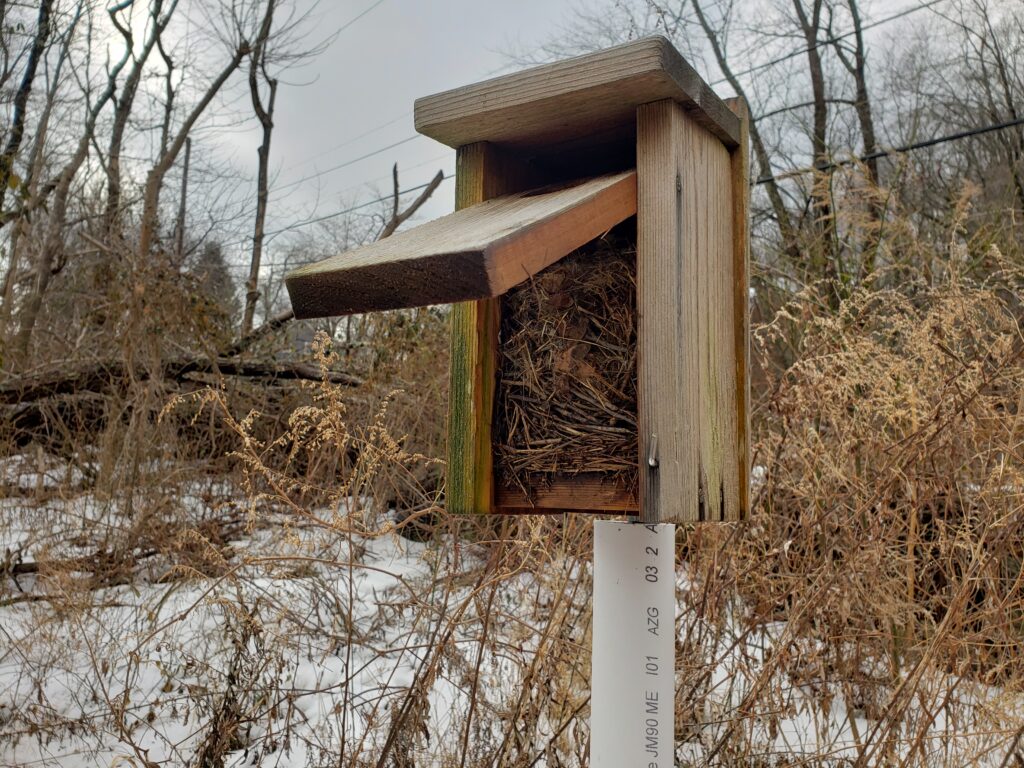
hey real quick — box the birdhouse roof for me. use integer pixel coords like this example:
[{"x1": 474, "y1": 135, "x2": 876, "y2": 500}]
[{"x1": 415, "y1": 35, "x2": 740, "y2": 155}]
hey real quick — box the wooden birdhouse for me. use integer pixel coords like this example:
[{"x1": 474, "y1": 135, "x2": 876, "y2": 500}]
[{"x1": 285, "y1": 36, "x2": 750, "y2": 524}]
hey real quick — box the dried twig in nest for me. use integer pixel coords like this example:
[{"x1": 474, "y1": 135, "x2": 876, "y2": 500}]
[{"x1": 495, "y1": 235, "x2": 638, "y2": 497}]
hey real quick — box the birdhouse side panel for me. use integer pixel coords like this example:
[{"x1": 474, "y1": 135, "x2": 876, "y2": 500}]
[
  {"x1": 726, "y1": 96, "x2": 751, "y2": 522},
  {"x1": 637, "y1": 99, "x2": 744, "y2": 524}
]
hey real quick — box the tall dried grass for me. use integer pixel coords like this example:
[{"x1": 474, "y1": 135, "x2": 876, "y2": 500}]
[{"x1": 2, "y1": 189, "x2": 1024, "y2": 766}]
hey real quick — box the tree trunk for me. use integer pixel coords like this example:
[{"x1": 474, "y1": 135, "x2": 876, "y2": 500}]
[
  {"x1": 241, "y1": 77, "x2": 277, "y2": 335},
  {"x1": 844, "y1": 0, "x2": 879, "y2": 185},
  {"x1": 691, "y1": 0, "x2": 801, "y2": 260},
  {"x1": 240, "y1": 0, "x2": 278, "y2": 336},
  {"x1": 793, "y1": 0, "x2": 839, "y2": 297},
  {"x1": 0, "y1": 5, "x2": 72, "y2": 339},
  {"x1": 103, "y1": 0, "x2": 176, "y2": 234},
  {"x1": 0, "y1": 0, "x2": 53, "y2": 219},
  {"x1": 173, "y1": 137, "x2": 191, "y2": 262},
  {"x1": 8, "y1": 13, "x2": 134, "y2": 367},
  {"x1": 10, "y1": 183, "x2": 69, "y2": 368},
  {"x1": 137, "y1": 45, "x2": 249, "y2": 260},
  {"x1": 982, "y1": 9, "x2": 1024, "y2": 213},
  {"x1": 831, "y1": 0, "x2": 883, "y2": 274}
]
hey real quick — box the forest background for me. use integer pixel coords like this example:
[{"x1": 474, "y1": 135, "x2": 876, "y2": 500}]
[{"x1": 2, "y1": 0, "x2": 1024, "y2": 765}]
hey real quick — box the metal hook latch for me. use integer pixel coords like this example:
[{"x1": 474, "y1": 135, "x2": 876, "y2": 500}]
[{"x1": 647, "y1": 434, "x2": 659, "y2": 469}]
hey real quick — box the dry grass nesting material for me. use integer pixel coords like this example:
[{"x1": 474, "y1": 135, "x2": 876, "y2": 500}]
[{"x1": 495, "y1": 235, "x2": 638, "y2": 497}]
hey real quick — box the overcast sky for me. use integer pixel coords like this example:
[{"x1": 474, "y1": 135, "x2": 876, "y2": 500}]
[
  {"x1": 206, "y1": 0, "x2": 921, "y2": 277},
  {"x1": 218, "y1": 0, "x2": 586, "y2": 263}
]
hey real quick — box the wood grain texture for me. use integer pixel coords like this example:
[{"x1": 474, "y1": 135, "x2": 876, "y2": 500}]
[
  {"x1": 495, "y1": 474, "x2": 638, "y2": 513},
  {"x1": 415, "y1": 36, "x2": 740, "y2": 156},
  {"x1": 446, "y1": 143, "x2": 534, "y2": 516},
  {"x1": 285, "y1": 172, "x2": 636, "y2": 319},
  {"x1": 637, "y1": 100, "x2": 698, "y2": 524},
  {"x1": 636, "y1": 99, "x2": 739, "y2": 524},
  {"x1": 725, "y1": 97, "x2": 751, "y2": 521}
]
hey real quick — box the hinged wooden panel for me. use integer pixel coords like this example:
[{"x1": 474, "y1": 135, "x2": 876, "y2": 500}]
[{"x1": 285, "y1": 172, "x2": 636, "y2": 318}]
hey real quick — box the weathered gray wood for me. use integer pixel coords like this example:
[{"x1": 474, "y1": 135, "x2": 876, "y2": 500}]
[
  {"x1": 285, "y1": 171, "x2": 636, "y2": 319},
  {"x1": 415, "y1": 36, "x2": 740, "y2": 155},
  {"x1": 637, "y1": 99, "x2": 739, "y2": 524}
]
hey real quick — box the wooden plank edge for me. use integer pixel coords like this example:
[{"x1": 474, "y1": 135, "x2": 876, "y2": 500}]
[
  {"x1": 446, "y1": 143, "x2": 523, "y2": 516},
  {"x1": 484, "y1": 171, "x2": 637, "y2": 294},
  {"x1": 636, "y1": 99, "x2": 704, "y2": 526},
  {"x1": 285, "y1": 253, "x2": 489, "y2": 319},
  {"x1": 495, "y1": 475, "x2": 639, "y2": 513},
  {"x1": 654, "y1": 38, "x2": 740, "y2": 148},
  {"x1": 724, "y1": 96, "x2": 751, "y2": 521},
  {"x1": 446, "y1": 299, "x2": 500, "y2": 515},
  {"x1": 415, "y1": 37, "x2": 666, "y2": 129},
  {"x1": 285, "y1": 172, "x2": 636, "y2": 319}
]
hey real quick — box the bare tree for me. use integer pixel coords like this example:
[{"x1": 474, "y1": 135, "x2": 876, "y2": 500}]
[
  {"x1": 173, "y1": 136, "x2": 191, "y2": 261},
  {"x1": 0, "y1": 1, "x2": 80, "y2": 337},
  {"x1": 887, "y1": 0, "x2": 1024, "y2": 223},
  {"x1": 136, "y1": 24, "x2": 256, "y2": 260},
  {"x1": 378, "y1": 165, "x2": 444, "y2": 240},
  {"x1": 102, "y1": 0, "x2": 179, "y2": 234},
  {"x1": 238, "y1": 0, "x2": 337, "y2": 336},
  {"x1": 10, "y1": 3, "x2": 135, "y2": 368},
  {"x1": 240, "y1": 0, "x2": 278, "y2": 336},
  {"x1": 690, "y1": 0, "x2": 800, "y2": 259},
  {"x1": 829, "y1": 0, "x2": 879, "y2": 185},
  {"x1": 0, "y1": 0, "x2": 54, "y2": 217},
  {"x1": 958, "y1": 0, "x2": 1024, "y2": 212}
]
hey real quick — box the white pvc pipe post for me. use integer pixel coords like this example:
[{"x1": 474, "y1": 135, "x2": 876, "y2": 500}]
[{"x1": 591, "y1": 521, "x2": 676, "y2": 767}]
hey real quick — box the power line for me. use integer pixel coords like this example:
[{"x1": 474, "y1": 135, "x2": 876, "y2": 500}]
[
  {"x1": 329, "y1": 151, "x2": 453, "y2": 199},
  {"x1": 755, "y1": 115, "x2": 1024, "y2": 185},
  {"x1": 249, "y1": 0, "x2": 398, "y2": 184},
  {"x1": 286, "y1": 112, "x2": 412, "y2": 172},
  {"x1": 219, "y1": 0, "x2": 953, "y2": 268},
  {"x1": 709, "y1": 0, "x2": 948, "y2": 88},
  {"x1": 271, "y1": 135, "x2": 423, "y2": 194},
  {"x1": 219, "y1": 172, "x2": 454, "y2": 258},
  {"x1": 226, "y1": 154, "x2": 455, "y2": 247},
  {"x1": 249, "y1": 114, "x2": 1022, "y2": 248},
  {"x1": 252, "y1": 114, "x2": 1021, "y2": 249},
  {"x1": 338, "y1": 0, "x2": 386, "y2": 34},
  {"x1": 269, "y1": 172, "x2": 451, "y2": 234},
  {"x1": 270, "y1": 0, "x2": 945, "y2": 197},
  {"x1": 220, "y1": 115, "x2": 1023, "y2": 275}
]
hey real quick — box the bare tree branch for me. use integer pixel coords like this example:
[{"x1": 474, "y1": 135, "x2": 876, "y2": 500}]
[{"x1": 230, "y1": 166, "x2": 445, "y2": 354}]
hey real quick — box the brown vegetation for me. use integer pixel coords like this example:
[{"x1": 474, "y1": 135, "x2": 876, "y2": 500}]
[
  {"x1": 495, "y1": 231, "x2": 638, "y2": 497},
  {"x1": 2, "y1": 0, "x2": 1024, "y2": 764}
]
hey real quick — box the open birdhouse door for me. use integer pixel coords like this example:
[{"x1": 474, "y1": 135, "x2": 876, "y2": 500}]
[{"x1": 286, "y1": 36, "x2": 750, "y2": 524}]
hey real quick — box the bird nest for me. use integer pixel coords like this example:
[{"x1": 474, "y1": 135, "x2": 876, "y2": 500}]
[{"x1": 494, "y1": 232, "x2": 638, "y2": 499}]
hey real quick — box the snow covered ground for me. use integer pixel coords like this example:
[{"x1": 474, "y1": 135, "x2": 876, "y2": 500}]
[{"x1": 1, "y1": 464, "x2": 1020, "y2": 766}]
